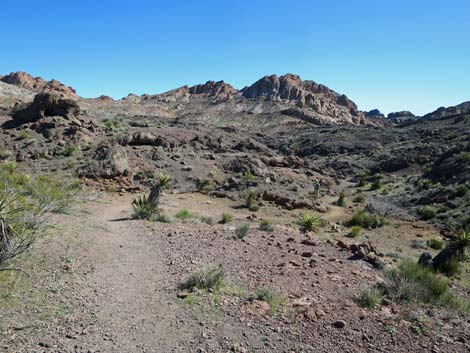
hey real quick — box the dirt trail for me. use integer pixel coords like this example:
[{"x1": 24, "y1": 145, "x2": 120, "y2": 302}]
[{"x1": 69, "y1": 196, "x2": 194, "y2": 352}]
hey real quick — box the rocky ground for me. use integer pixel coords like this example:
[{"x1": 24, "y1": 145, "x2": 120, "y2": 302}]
[{"x1": 0, "y1": 72, "x2": 469, "y2": 352}]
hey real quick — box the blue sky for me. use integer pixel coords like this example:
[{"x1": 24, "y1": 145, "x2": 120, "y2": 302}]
[{"x1": 1, "y1": 0, "x2": 469, "y2": 115}]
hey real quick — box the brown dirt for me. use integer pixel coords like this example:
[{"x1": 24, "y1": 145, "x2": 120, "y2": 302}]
[{"x1": 1, "y1": 193, "x2": 469, "y2": 352}]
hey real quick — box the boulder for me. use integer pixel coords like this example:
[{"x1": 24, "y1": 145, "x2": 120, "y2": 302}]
[
  {"x1": 7, "y1": 92, "x2": 79, "y2": 127},
  {"x1": 79, "y1": 144, "x2": 130, "y2": 179}
]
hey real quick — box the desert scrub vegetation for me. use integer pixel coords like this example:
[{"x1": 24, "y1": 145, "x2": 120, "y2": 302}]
[
  {"x1": 298, "y1": 212, "x2": 323, "y2": 232},
  {"x1": 384, "y1": 259, "x2": 469, "y2": 311},
  {"x1": 428, "y1": 238, "x2": 444, "y2": 250},
  {"x1": 175, "y1": 209, "x2": 196, "y2": 221},
  {"x1": 348, "y1": 209, "x2": 385, "y2": 229},
  {"x1": 419, "y1": 206, "x2": 436, "y2": 220},
  {"x1": 219, "y1": 213, "x2": 233, "y2": 224},
  {"x1": 259, "y1": 219, "x2": 274, "y2": 232},
  {"x1": 356, "y1": 287, "x2": 382, "y2": 309},
  {"x1": 335, "y1": 190, "x2": 347, "y2": 207},
  {"x1": 103, "y1": 117, "x2": 128, "y2": 132},
  {"x1": 432, "y1": 230, "x2": 470, "y2": 276},
  {"x1": 235, "y1": 223, "x2": 250, "y2": 239},
  {"x1": 353, "y1": 194, "x2": 365, "y2": 203},
  {"x1": 254, "y1": 286, "x2": 283, "y2": 316},
  {"x1": 347, "y1": 225, "x2": 362, "y2": 238},
  {"x1": 179, "y1": 264, "x2": 226, "y2": 292},
  {"x1": 245, "y1": 189, "x2": 260, "y2": 212},
  {"x1": 131, "y1": 174, "x2": 171, "y2": 220},
  {"x1": 0, "y1": 163, "x2": 79, "y2": 271}
]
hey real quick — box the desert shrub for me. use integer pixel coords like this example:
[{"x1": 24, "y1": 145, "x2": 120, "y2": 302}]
[
  {"x1": 353, "y1": 194, "x2": 365, "y2": 203},
  {"x1": 349, "y1": 210, "x2": 385, "y2": 229},
  {"x1": 199, "y1": 179, "x2": 215, "y2": 192},
  {"x1": 384, "y1": 259, "x2": 449, "y2": 305},
  {"x1": 255, "y1": 286, "x2": 283, "y2": 315},
  {"x1": 432, "y1": 231, "x2": 470, "y2": 274},
  {"x1": 410, "y1": 239, "x2": 427, "y2": 249},
  {"x1": 245, "y1": 189, "x2": 259, "y2": 211},
  {"x1": 259, "y1": 219, "x2": 274, "y2": 232},
  {"x1": 175, "y1": 209, "x2": 195, "y2": 221},
  {"x1": 200, "y1": 215, "x2": 214, "y2": 225},
  {"x1": 180, "y1": 264, "x2": 226, "y2": 291},
  {"x1": 103, "y1": 117, "x2": 127, "y2": 131},
  {"x1": 241, "y1": 172, "x2": 257, "y2": 182},
  {"x1": 347, "y1": 225, "x2": 362, "y2": 238},
  {"x1": 235, "y1": 223, "x2": 250, "y2": 239},
  {"x1": 54, "y1": 145, "x2": 76, "y2": 158},
  {"x1": 370, "y1": 174, "x2": 383, "y2": 190},
  {"x1": 356, "y1": 287, "x2": 382, "y2": 309},
  {"x1": 457, "y1": 151, "x2": 470, "y2": 162},
  {"x1": 455, "y1": 184, "x2": 469, "y2": 197},
  {"x1": 131, "y1": 177, "x2": 170, "y2": 220},
  {"x1": 298, "y1": 212, "x2": 323, "y2": 232},
  {"x1": 419, "y1": 206, "x2": 436, "y2": 220},
  {"x1": 219, "y1": 213, "x2": 233, "y2": 224},
  {"x1": 336, "y1": 190, "x2": 347, "y2": 207},
  {"x1": 0, "y1": 150, "x2": 13, "y2": 160},
  {"x1": 435, "y1": 258, "x2": 460, "y2": 277},
  {"x1": 0, "y1": 192, "x2": 42, "y2": 269},
  {"x1": 18, "y1": 131, "x2": 29, "y2": 140},
  {"x1": 428, "y1": 238, "x2": 444, "y2": 250}
]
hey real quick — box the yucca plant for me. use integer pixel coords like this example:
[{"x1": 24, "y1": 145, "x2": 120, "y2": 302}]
[
  {"x1": 219, "y1": 213, "x2": 233, "y2": 224},
  {"x1": 432, "y1": 231, "x2": 470, "y2": 273},
  {"x1": 298, "y1": 212, "x2": 323, "y2": 232},
  {"x1": 131, "y1": 175, "x2": 171, "y2": 220}
]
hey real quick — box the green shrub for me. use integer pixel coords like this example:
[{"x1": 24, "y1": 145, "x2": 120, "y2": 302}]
[
  {"x1": 384, "y1": 259, "x2": 449, "y2": 305},
  {"x1": 435, "y1": 258, "x2": 460, "y2": 277},
  {"x1": 428, "y1": 238, "x2": 444, "y2": 250},
  {"x1": 245, "y1": 189, "x2": 259, "y2": 211},
  {"x1": 199, "y1": 179, "x2": 214, "y2": 193},
  {"x1": 356, "y1": 287, "x2": 382, "y2": 309},
  {"x1": 255, "y1": 286, "x2": 283, "y2": 315},
  {"x1": 457, "y1": 151, "x2": 470, "y2": 162},
  {"x1": 219, "y1": 213, "x2": 233, "y2": 224},
  {"x1": 419, "y1": 206, "x2": 436, "y2": 220},
  {"x1": 349, "y1": 210, "x2": 385, "y2": 229},
  {"x1": 298, "y1": 212, "x2": 323, "y2": 232},
  {"x1": 370, "y1": 174, "x2": 383, "y2": 190},
  {"x1": 18, "y1": 131, "x2": 29, "y2": 140},
  {"x1": 347, "y1": 225, "x2": 362, "y2": 238},
  {"x1": 353, "y1": 194, "x2": 365, "y2": 203},
  {"x1": 103, "y1": 117, "x2": 127, "y2": 131},
  {"x1": 175, "y1": 209, "x2": 195, "y2": 221},
  {"x1": 259, "y1": 220, "x2": 274, "y2": 232},
  {"x1": 54, "y1": 145, "x2": 76, "y2": 157},
  {"x1": 455, "y1": 184, "x2": 469, "y2": 197},
  {"x1": 235, "y1": 223, "x2": 250, "y2": 239},
  {"x1": 336, "y1": 190, "x2": 347, "y2": 207},
  {"x1": 241, "y1": 172, "x2": 257, "y2": 182},
  {"x1": 180, "y1": 264, "x2": 226, "y2": 292},
  {"x1": 200, "y1": 215, "x2": 214, "y2": 225}
]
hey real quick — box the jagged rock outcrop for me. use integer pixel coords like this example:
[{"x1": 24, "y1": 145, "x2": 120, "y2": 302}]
[
  {"x1": 0, "y1": 71, "x2": 77, "y2": 98},
  {"x1": 386, "y1": 111, "x2": 416, "y2": 124},
  {"x1": 7, "y1": 92, "x2": 80, "y2": 127},
  {"x1": 365, "y1": 109, "x2": 385, "y2": 118},
  {"x1": 421, "y1": 101, "x2": 470, "y2": 120},
  {"x1": 241, "y1": 74, "x2": 368, "y2": 125}
]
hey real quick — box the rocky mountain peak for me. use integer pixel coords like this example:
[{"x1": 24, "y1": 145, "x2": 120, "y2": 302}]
[
  {"x1": 0, "y1": 71, "x2": 77, "y2": 98},
  {"x1": 240, "y1": 73, "x2": 365, "y2": 124},
  {"x1": 188, "y1": 80, "x2": 238, "y2": 101}
]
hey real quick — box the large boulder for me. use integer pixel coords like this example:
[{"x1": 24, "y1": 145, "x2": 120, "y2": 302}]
[
  {"x1": 8, "y1": 92, "x2": 80, "y2": 126},
  {"x1": 79, "y1": 145, "x2": 130, "y2": 179}
]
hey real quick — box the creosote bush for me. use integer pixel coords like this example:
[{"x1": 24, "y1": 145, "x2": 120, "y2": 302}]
[
  {"x1": 259, "y1": 219, "x2": 274, "y2": 232},
  {"x1": 428, "y1": 238, "x2": 444, "y2": 250},
  {"x1": 348, "y1": 209, "x2": 385, "y2": 229},
  {"x1": 356, "y1": 287, "x2": 382, "y2": 309},
  {"x1": 298, "y1": 212, "x2": 323, "y2": 232},
  {"x1": 353, "y1": 194, "x2": 365, "y2": 203},
  {"x1": 175, "y1": 209, "x2": 195, "y2": 221},
  {"x1": 254, "y1": 286, "x2": 283, "y2": 315},
  {"x1": 180, "y1": 264, "x2": 226, "y2": 292}
]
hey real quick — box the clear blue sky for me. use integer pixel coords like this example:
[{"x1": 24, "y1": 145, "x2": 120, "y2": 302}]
[{"x1": 1, "y1": 0, "x2": 469, "y2": 115}]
